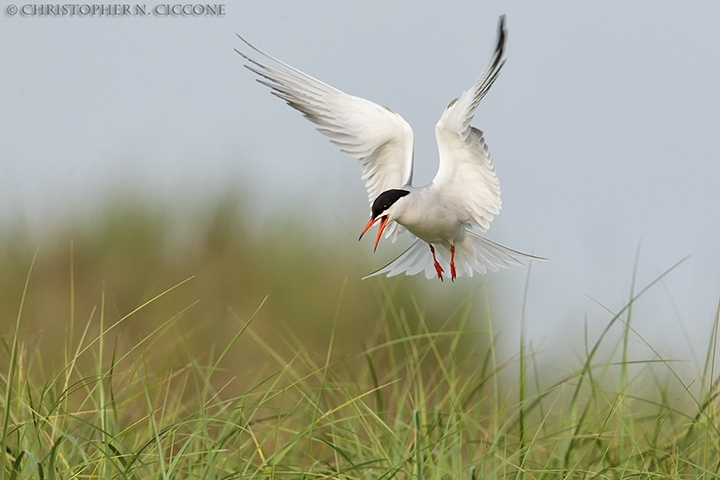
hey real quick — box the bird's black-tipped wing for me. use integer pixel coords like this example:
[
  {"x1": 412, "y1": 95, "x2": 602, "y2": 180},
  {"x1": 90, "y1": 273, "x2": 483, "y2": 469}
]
[{"x1": 432, "y1": 15, "x2": 506, "y2": 233}]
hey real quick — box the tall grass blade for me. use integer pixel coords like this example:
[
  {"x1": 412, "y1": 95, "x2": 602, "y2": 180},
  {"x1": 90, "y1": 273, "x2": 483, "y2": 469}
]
[
  {"x1": 8, "y1": 451, "x2": 24, "y2": 480},
  {"x1": 1, "y1": 224, "x2": 52, "y2": 479},
  {"x1": 562, "y1": 255, "x2": 690, "y2": 468}
]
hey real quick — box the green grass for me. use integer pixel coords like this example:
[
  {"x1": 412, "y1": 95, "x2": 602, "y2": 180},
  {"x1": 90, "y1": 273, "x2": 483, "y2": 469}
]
[{"x1": 1, "y1": 200, "x2": 720, "y2": 478}]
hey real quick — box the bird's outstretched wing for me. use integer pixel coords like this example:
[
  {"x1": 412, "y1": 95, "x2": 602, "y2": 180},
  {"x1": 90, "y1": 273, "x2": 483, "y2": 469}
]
[
  {"x1": 431, "y1": 15, "x2": 506, "y2": 233},
  {"x1": 236, "y1": 36, "x2": 415, "y2": 210}
]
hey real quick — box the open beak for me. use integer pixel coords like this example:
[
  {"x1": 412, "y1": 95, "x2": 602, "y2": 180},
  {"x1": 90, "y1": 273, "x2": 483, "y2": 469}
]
[{"x1": 358, "y1": 215, "x2": 390, "y2": 252}]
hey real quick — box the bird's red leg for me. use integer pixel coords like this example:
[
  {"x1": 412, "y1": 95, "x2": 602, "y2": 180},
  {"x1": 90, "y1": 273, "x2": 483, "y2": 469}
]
[
  {"x1": 450, "y1": 245, "x2": 457, "y2": 282},
  {"x1": 429, "y1": 245, "x2": 444, "y2": 281}
]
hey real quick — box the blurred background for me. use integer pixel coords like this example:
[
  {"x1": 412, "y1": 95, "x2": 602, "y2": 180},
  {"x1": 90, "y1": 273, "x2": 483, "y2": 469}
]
[{"x1": 1, "y1": 1, "x2": 719, "y2": 373}]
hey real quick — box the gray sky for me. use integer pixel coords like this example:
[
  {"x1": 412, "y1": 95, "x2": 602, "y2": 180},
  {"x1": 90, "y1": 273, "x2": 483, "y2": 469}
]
[{"x1": 2, "y1": 1, "x2": 719, "y2": 357}]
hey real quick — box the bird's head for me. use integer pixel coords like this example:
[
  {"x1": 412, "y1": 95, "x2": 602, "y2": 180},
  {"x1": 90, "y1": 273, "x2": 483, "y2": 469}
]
[{"x1": 358, "y1": 189, "x2": 411, "y2": 251}]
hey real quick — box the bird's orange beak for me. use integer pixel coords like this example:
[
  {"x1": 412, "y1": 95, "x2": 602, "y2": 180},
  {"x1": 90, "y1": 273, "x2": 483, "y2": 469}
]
[{"x1": 358, "y1": 215, "x2": 390, "y2": 252}]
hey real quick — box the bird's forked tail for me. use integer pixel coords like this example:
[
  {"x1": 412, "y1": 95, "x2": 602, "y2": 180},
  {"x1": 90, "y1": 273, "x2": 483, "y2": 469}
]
[{"x1": 363, "y1": 231, "x2": 545, "y2": 280}]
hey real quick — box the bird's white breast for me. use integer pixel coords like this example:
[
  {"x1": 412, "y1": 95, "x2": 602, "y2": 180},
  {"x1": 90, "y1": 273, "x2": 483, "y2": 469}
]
[{"x1": 393, "y1": 187, "x2": 466, "y2": 246}]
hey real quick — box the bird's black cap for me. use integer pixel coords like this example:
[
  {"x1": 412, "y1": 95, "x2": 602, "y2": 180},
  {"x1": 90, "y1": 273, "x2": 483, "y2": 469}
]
[{"x1": 371, "y1": 189, "x2": 410, "y2": 219}]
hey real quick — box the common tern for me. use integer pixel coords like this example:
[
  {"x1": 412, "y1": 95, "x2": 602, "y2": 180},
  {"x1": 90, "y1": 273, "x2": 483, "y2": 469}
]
[{"x1": 237, "y1": 15, "x2": 542, "y2": 281}]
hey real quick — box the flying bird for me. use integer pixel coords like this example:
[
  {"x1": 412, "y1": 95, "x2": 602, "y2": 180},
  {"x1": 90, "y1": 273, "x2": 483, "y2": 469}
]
[{"x1": 236, "y1": 15, "x2": 542, "y2": 281}]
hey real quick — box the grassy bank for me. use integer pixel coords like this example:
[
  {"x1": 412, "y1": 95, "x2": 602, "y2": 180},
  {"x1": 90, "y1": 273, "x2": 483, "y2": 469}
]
[{"x1": 1, "y1": 200, "x2": 719, "y2": 478}]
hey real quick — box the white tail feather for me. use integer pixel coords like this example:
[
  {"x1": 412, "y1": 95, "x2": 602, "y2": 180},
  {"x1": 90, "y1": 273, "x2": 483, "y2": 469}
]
[{"x1": 363, "y1": 231, "x2": 545, "y2": 280}]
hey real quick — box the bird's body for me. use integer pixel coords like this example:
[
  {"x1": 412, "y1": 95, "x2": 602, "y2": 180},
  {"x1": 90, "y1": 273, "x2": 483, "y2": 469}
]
[
  {"x1": 237, "y1": 15, "x2": 542, "y2": 281},
  {"x1": 392, "y1": 188, "x2": 458, "y2": 242}
]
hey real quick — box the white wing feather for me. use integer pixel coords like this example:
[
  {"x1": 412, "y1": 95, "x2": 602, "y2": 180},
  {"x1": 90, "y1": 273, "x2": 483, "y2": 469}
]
[
  {"x1": 236, "y1": 37, "x2": 415, "y2": 209},
  {"x1": 431, "y1": 15, "x2": 506, "y2": 233}
]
